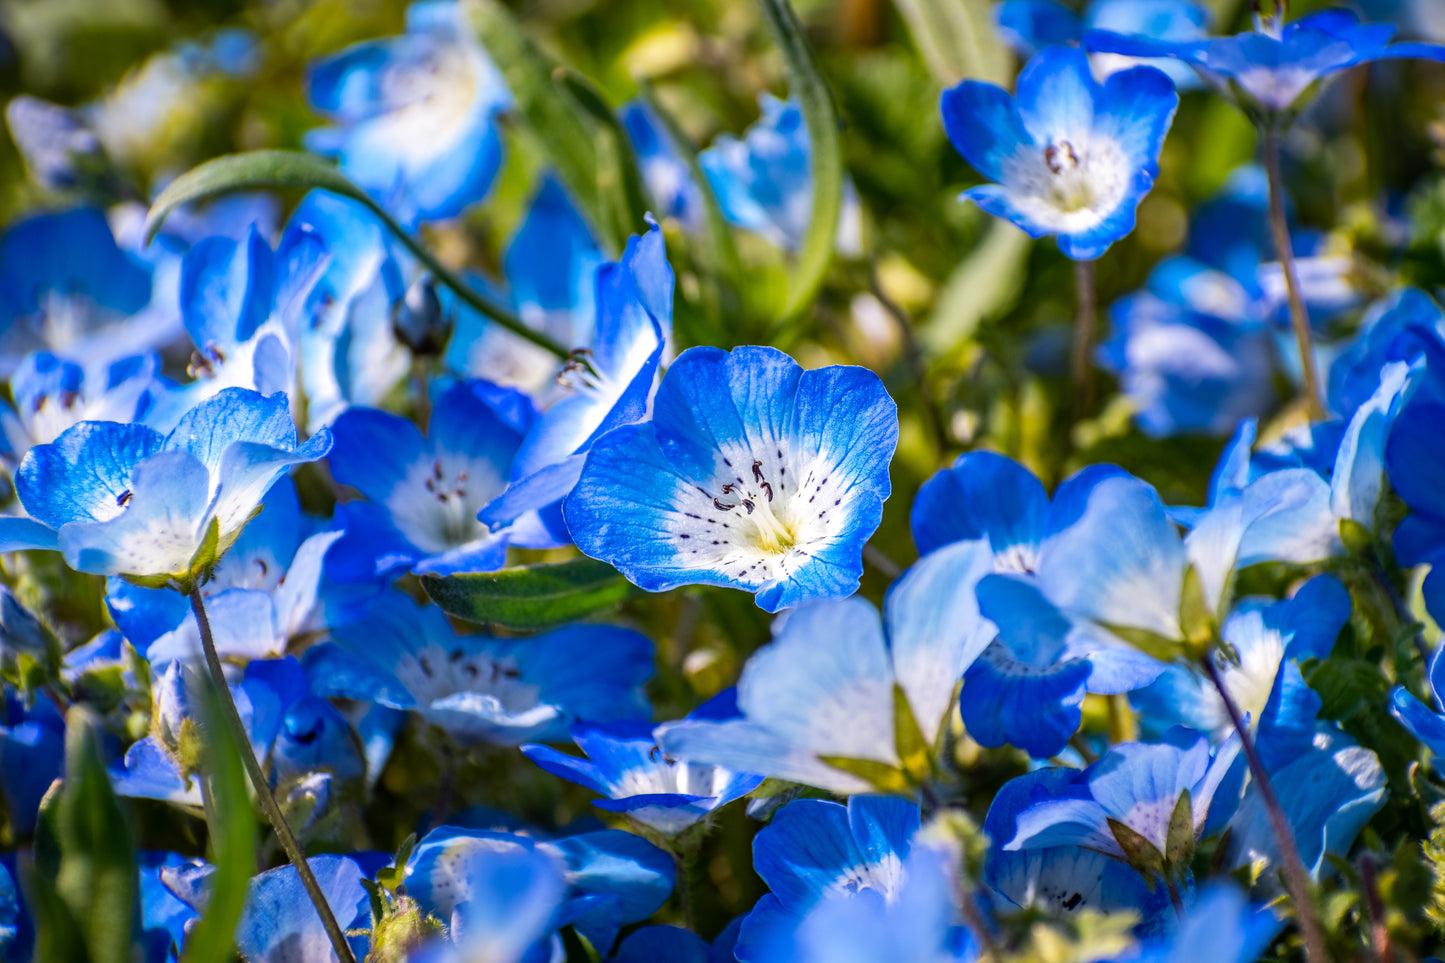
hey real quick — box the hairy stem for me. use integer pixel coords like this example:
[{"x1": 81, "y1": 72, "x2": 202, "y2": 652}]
[
  {"x1": 1262, "y1": 127, "x2": 1326, "y2": 421},
  {"x1": 1072, "y1": 258, "x2": 1098, "y2": 421},
  {"x1": 189, "y1": 587, "x2": 358, "y2": 963},
  {"x1": 1359, "y1": 853, "x2": 1391, "y2": 963},
  {"x1": 1203, "y1": 655, "x2": 1327, "y2": 963}
]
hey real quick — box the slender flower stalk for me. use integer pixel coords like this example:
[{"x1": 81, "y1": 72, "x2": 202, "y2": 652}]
[
  {"x1": 1262, "y1": 127, "x2": 1326, "y2": 421},
  {"x1": 189, "y1": 586, "x2": 359, "y2": 963},
  {"x1": 1203, "y1": 655, "x2": 1326, "y2": 963},
  {"x1": 1074, "y1": 258, "x2": 1098, "y2": 418}
]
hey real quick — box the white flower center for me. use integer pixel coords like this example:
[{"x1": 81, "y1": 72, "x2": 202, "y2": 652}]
[
  {"x1": 1003, "y1": 135, "x2": 1132, "y2": 233},
  {"x1": 386, "y1": 454, "x2": 505, "y2": 555}
]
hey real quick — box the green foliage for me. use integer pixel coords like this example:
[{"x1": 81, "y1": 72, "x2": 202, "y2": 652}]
[{"x1": 422, "y1": 556, "x2": 634, "y2": 628}]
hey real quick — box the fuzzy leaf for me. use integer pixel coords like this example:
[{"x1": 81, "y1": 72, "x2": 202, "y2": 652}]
[{"x1": 421, "y1": 557, "x2": 632, "y2": 628}]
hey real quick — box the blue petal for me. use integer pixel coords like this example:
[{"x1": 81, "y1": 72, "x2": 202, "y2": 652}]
[
  {"x1": 939, "y1": 82, "x2": 1034, "y2": 185},
  {"x1": 327, "y1": 406, "x2": 427, "y2": 503},
  {"x1": 17, "y1": 421, "x2": 164, "y2": 528},
  {"x1": 179, "y1": 228, "x2": 276, "y2": 349},
  {"x1": 1390, "y1": 687, "x2": 1445, "y2": 754},
  {"x1": 996, "y1": 0, "x2": 1081, "y2": 56},
  {"x1": 1015, "y1": 46, "x2": 1099, "y2": 145},
  {"x1": 960, "y1": 642, "x2": 1089, "y2": 758},
  {"x1": 909, "y1": 451, "x2": 1047, "y2": 559},
  {"x1": 235, "y1": 855, "x2": 372, "y2": 962}
]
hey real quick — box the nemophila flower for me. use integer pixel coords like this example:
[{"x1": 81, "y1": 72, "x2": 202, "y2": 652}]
[
  {"x1": 699, "y1": 95, "x2": 862, "y2": 254},
  {"x1": 939, "y1": 47, "x2": 1178, "y2": 260},
  {"x1": 1389, "y1": 644, "x2": 1445, "y2": 757},
  {"x1": 234, "y1": 854, "x2": 377, "y2": 963},
  {"x1": 406, "y1": 824, "x2": 675, "y2": 955},
  {"x1": 1132, "y1": 575, "x2": 1349, "y2": 772},
  {"x1": 1007, "y1": 729, "x2": 1243, "y2": 881},
  {"x1": 1329, "y1": 288, "x2": 1445, "y2": 416},
  {"x1": 0, "y1": 351, "x2": 160, "y2": 471},
  {"x1": 608, "y1": 926, "x2": 716, "y2": 963},
  {"x1": 0, "y1": 207, "x2": 162, "y2": 376},
  {"x1": 305, "y1": 0, "x2": 512, "y2": 226},
  {"x1": 565, "y1": 345, "x2": 897, "y2": 612},
  {"x1": 1226, "y1": 740, "x2": 1384, "y2": 892},
  {"x1": 0, "y1": 693, "x2": 63, "y2": 836},
  {"x1": 746, "y1": 841, "x2": 977, "y2": 963},
  {"x1": 3, "y1": 96, "x2": 106, "y2": 193},
  {"x1": 481, "y1": 219, "x2": 672, "y2": 546},
  {"x1": 324, "y1": 379, "x2": 538, "y2": 581},
  {"x1": 106, "y1": 478, "x2": 341, "y2": 664},
  {"x1": 1386, "y1": 391, "x2": 1445, "y2": 623},
  {"x1": 0, "y1": 387, "x2": 330, "y2": 581},
  {"x1": 997, "y1": 0, "x2": 1211, "y2": 88},
  {"x1": 732, "y1": 796, "x2": 925, "y2": 963},
  {"x1": 659, "y1": 543, "x2": 996, "y2": 792},
  {"x1": 913, "y1": 454, "x2": 1183, "y2": 756},
  {"x1": 1115, "y1": 884, "x2": 1281, "y2": 963},
  {"x1": 623, "y1": 102, "x2": 705, "y2": 230},
  {"x1": 985, "y1": 768, "x2": 1174, "y2": 935},
  {"x1": 1084, "y1": 8, "x2": 1445, "y2": 123},
  {"x1": 521, "y1": 710, "x2": 764, "y2": 837},
  {"x1": 303, "y1": 592, "x2": 653, "y2": 744}
]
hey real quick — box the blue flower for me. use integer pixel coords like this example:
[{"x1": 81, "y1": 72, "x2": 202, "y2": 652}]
[
  {"x1": 0, "y1": 387, "x2": 330, "y2": 579},
  {"x1": 1112, "y1": 884, "x2": 1282, "y2": 963},
  {"x1": 105, "y1": 477, "x2": 342, "y2": 663},
  {"x1": 3, "y1": 96, "x2": 105, "y2": 193},
  {"x1": 939, "y1": 46, "x2": 1178, "y2": 260},
  {"x1": 0, "y1": 351, "x2": 161, "y2": 469},
  {"x1": 234, "y1": 854, "x2": 376, "y2": 962},
  {"x1": 658, "y1": 545, "x2": 996, "y2": 792},
  {"x1": 0, "y1": 693, "x2": 64, "y2": 836},
  {"x1": 1225, "y1": 740, "x2": 1385, "y2": 892},
  {"x1": 406, "y1": 823, "x2": 675, "y2": 955},
  {"x1": 997, "y1": 0, "x2": 1211, "y2": 89},
  {"x1": 733, "y1": 796, "x2": 945, "y2": 963},
  {"x1": 305, "y1": 0, "x2": 512, "y2": 226},
  {"x1": 324, "y1": 379, "x2": 538, "y2": 581},
  {"x1": 565, "y1": 345, "x2": 897, "y2": 612},
  {"x1": 1329, "y1": 288, "x2": 1445, "y2": 417},
  {"x1": 1385, "y1": 388, "x2": 1445, "y2": 625},
  {"x1": 0, "y1": 208, "x2": 161, "y2": 376},
  {"x1": 1084, "y1": 8, "x2": 1445, "y2": 122},
  {"x1": 445, "y1": 177, "x2": 605, "y2": 399},
  {"x1": 522, "y1": 713, "x2": 763, "y2": 837},
  {"x1": 302, "y1": 592, "x2": 654, "y2": 744},
  {"x1": 623, "y1": 102, "x2": 705, "y2": 230},
  {"x1": 1006, "y1": 728, "x2": 1243, "y2": 875},
  {"x1": 481, "y1": 219, "x2": 672, "y2": 547},
  {"x1": 699, "y1": 95, "x2": 861, "y2": 254},
  {"x1": 1132, "y1": 575, "x2": 1349, "y2": 771},
  {"x1": 1390, "y1": 643, "x2": 1445, "y2": 757},
  {"x1": 984, "y1": 768, "x2": 1173, "y2": 933}
]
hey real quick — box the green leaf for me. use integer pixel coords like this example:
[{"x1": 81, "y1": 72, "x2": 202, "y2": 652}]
[
  {"x1": 48, "y1": 708, "x2": 139, "y2": 963},
  {"x1": 755, "y1": 0, "x2": 844, "y2": 324},
  {"x1": 892, "y1": 684, "x2": 932, "y2": 783},
  {"x1": 920, "y1": 220, "x2": 1031, "y2": 357},
  {"x1": 1097, "y1": 621, "x2": 1186, "y2": 664},
  {"x1": 817, "y1": 755, "x2": 912, "y2": 794},
  {"x1": 890, "y1": 0, "x2": 1012, "y2": 86},
  {"x1": 462, "y1": 0, "x2": 611, "y2": 251},
  {"x1": 143, "y1": 150, "x2": 566, "y2": 359},
  {"x1": 1164, "y1": 789, "x2": 1194, "y2": 870},
  {"x1": 188, "y1": 515, "x2": 222, "y2": 586},
  {"x1": 1339, "y1": 516, "x2": 1375, "y2": 558},
  {"x1": 421, "y1": 557, "x2": 632, "y2": 628},
  {"x1": 1107, "y1": 817, "x2": 1165, "y2": 882},
  {"x1": 182, "y1": 677, "x2": 258, "y2": 963},
  {"x1": 376, "y1": 832, "x2": 418, "y2": 893}
]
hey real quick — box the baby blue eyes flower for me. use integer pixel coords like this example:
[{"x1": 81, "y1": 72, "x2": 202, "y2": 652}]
[
  {"x1": 305, "y1": 0, "x2": 512, "y2": 227},
  {"x1": 1085, "y1": 8, "x2": 1445, "y2": 122},
  {"x1": 997, "y1": 0, "x2": 1211, "y2": 89},
  {"x1": 565, "y1": 345, "x2": 898, "y2": 612},
  {"x1": 939, "y1": 46, "x2": 1178, "y2": 261},
  {"x1": 522, "y1": 716, "x2": 764, "y2": 837},
  {"x1": 1, "y1": 387, "x2": 330, "y2": 580},
  {"x1": 0, "y1": 351, "x2": 160, "y2": 466}
]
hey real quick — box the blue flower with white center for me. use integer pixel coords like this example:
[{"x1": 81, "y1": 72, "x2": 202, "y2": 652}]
[
  {"x1": 445, "y1": 177, "x2": 605, "y2": 400},
  {"x1": 302, "y1": 592, "x2": 653, "y2": 744},
  {"x1": 324, "y1": 379, "x2": 537, "y2": 581},
  {"x1": 1329, "y1": 288, "x2": 1445, "y2": 417},
  {"x1": 733, "y1": 796, "x2": 930, "y2": 963},
  {"x1": 1132, "y1": 575, "x2": 1349, "y2": 772},
  {"x1": 997, "y1": 0, "x2": 1211, "y2": 88},
  {"x1": 623, "y1": 102, "x2": 705, "y2": 230},
  {"x1": 1006, "y1": 729, "x2": 1243, "y2": 876},
  {"x1": 0, "y1": 350, "x2": 160, "y2": 471},
  {"x1": 1226, "y1": 739, "x2": 1385, "y2": 893},
  {"x1": 406, "y1": 823, "x2": 675, "y2": 956},
  {"x1": 984, "y1": 768, "x2": 1173, "y2": 934},
  {"x1": 521, "y1": 711, "x2": 764, "y2": 837},
  {"x1": 1113, "y1": 884, "x2": 1282, "y2": 963},
  {"x1": 480, "y1": 219, "x2": 672, "y2": 547},
  {"x1": 0, "y1": 387, "x2": 330, "y2": 580},
  {"x1": 1084, "y1": 8, "x2": 1445, "y2": 123},
  {"x1": 659, "y1": 543, "x2": 997, "y2": 793},
  {"x1": 233, "y1": 854, "x2": 377, "y2": 963},
  {"x1": 105, "y1": 477, "x2": 341, "y2": 663},
  {"x1": 699, "y1": 95, "x2": 862, "y2": 254},
  {"x1": 305, "y1": 0, "x2": 512, "y2": 227},
  {"x1": 1390, "y1": 643, "x2": 1445, "y2": 758},
  {"x1": 0, "y1": 207, "x2": 162, "y2": 376},
  {"x1": 564, "y1": 345, "x2": 897, "y2": 612},
  {"x1": 939, "y1": 46, "x2": 1178, "y2": 261}
]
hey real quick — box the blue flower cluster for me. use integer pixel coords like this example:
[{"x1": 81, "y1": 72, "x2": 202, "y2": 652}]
[{"x1": 5, "y1": 0, "x2": 1445, "y2": 959}]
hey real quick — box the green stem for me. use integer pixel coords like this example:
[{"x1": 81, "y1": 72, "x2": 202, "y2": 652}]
[
  {"x1": 189, "y1": 587, "x2": 358, "y2": 963},
  {"x1": 1072, "y1": 258, "x2": 1097, "y2": 421},
  {"x1": 1262, "y1": 127, "x2": 1325, "y2": 421},
  {"x1": 1203, "y1": 655, "x2": 1328, "y2": 963}
]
